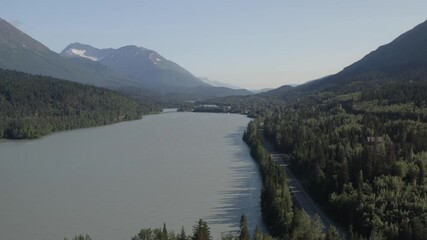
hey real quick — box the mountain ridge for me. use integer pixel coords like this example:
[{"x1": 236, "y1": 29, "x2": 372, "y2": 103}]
[
  {"x1": 60, "y1": 43, "x2": 209, "y2": 91},
  {"x1": 0, "y1": 18, "x2": 251, "y2": 99},
  {"x1": 267, "y1": 19, "x2": 427, "y2": 99},
  {"x1": 0, "y1": 18, "x2": 140, "y2": 89}
]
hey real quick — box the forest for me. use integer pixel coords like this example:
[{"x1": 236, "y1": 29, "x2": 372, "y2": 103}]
[
  {"x1": 66, "y1": 214, "x2": 339, "y2": 240},
  {"x1": 261, "y1": 77, "x2": 427, "y2": 239},
  {"x1": 243, "y1": 120, "x2": 340, "y2": 240},
  {"x1": 0, "y1": 69, "x2": 157, "y2": 139}
]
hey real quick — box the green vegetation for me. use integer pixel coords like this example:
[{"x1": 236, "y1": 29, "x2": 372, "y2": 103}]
[
  {"x1": 131, "y1": 220, "x2": 214, "y2": 240},
  {"x1": 262, "y1": 78, "x2": 427, "y2": 239},
  {"x1": 0, "y1": 69, "x2": 154, "y2": 139},
  {"x1": 117, "y1": 214, "x2": 339, "y2": 240},
  {"x1": 64, "y1": 234, "x2": 92, "y2": 240},
  {"x1": 239, "y1": 215, "x2": 250, "y2": 240},
  {"x1": 188, "y1": 95, "x2": 282, "y2": 118},
  {"x1": 243, "y1": 120, "x2": 339, "y2": 239}
]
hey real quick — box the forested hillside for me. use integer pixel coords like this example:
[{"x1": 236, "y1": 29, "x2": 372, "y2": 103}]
[
  {"x1": 262, "y1": 76, "x2": 427, "y2": 239},
  {"x1": 0, "y1": 69, "x2": 149, "y2": 139}
]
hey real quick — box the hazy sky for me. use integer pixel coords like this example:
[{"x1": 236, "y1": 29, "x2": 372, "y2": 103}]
[{"x1": 1, "y1": 1, "x2": 427, "y2": 89}]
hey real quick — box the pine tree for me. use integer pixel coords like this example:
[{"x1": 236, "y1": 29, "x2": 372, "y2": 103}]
[
  {"x1": 325, "y1": 226, "x2": 341, "y2": 240},
  {"x1": 192, "y1": 219, "x2": 211, "y2": 240},
  {"x1": 239, "y1": 215, "x2": 250, "y2": 240},
  {"x1": 138, "y1": 228, "x2": 153, "y2": 240},
  {"x1": 162, "y1": 223, "x2": 168, "y2": 240},
  {"x1": 253, "y1": 226, "x2": 262, "y2": 240},
  {"x1": 178, "y1": 227, "x2": 186, "y2": 240}
]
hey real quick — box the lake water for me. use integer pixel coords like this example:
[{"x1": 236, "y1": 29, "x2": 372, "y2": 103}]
[{"x1": 0, "y1": 112, "x2": 265, "y2": 240}]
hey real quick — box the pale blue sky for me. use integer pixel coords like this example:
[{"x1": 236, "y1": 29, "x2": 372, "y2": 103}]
[{"x1": 1, "y1": 1, "x2": 427, "y2": 89}]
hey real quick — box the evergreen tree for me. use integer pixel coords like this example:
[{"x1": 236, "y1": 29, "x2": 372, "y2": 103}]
[
  {"x1": 253, "y1": 226, "x2": 262, "y2": 240},
  {"x1": 66, "y1": 235, "x2": 92, "y2": 240},
  {"x1": 138, "y1": 228, "x2": 153, "y2": 240},
  {"x1": 325, "y1": 226, "x2": 341, "y2": 240},
  {"x1": 239, "y1": 215, "x2": 250, "y2": 240},
  {"x1": 192, "y1": 219, "x2": 211, "y2": 240},
  {"x1": 220, "y1": 233, "x2": 234, "y2": 240},
  {"x1": 163, "y1": 223, "x2": 168, "y2": 240},
  {"x1": 178, "y1": 227, "x2": 187, "y2": 240}
]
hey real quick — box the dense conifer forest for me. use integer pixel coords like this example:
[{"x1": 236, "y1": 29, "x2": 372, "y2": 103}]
[
  {"x1": 0, "y1": 69, "x2": 156, "y2": 139},
  {"x1": 261, "y1": 76, "x2": 427, "y2": 239},
  {"x1": 243, "y1": 121, "x2": 340, "y2": 240}
]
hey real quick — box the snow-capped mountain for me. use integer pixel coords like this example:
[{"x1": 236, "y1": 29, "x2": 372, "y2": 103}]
[
  {"x1": 0, "y1": 17, "x2": 252, "y2": 99},
  {"x1": 61, "y1": 43, "x2": 209, "y2": 90},
  {"x1": 0, "y1": 18, "x2": 137, "y2": 89},
  {"x1": 61, "y1": 43, "x2": 114, "y2": 62}
]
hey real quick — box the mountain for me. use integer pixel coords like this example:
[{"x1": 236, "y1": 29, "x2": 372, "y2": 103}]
[
  {"x1": 0, "y1": 18, "x2": 139, "y2": 89},
  {"x1": 0, "y1": 17, "x2": 251, "y2": 99},
  {"x1": 61, "y1": 43, "x2": 253, "y2": 98},
  {"x1": 269, "y1": 19, "x2": 427, "y2": 99},
  {"x1": 340, "y1": 20, "x2": 427, "y2": 77},
  {"x1": 61, "y1": 43, "x2": 208, "y2": 91},
  {"x1": 262, "y1": 85, "x2": 293, "y2": 97},
  {"x1": 251, "y1": 88, "x2": 274, "y2": 94},
  {"x1": 199, "y1": 77, "x2": 241, "y2": 89}
]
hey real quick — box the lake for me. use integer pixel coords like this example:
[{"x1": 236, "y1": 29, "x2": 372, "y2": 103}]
[{"x1": 0, "y1": 112, "x2": 265, "y2": 240}]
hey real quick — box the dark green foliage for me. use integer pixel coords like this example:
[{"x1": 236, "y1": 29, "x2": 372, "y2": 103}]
[
  {"x1": 192, "y1": 219, "x2": 211, "y2": 240},
  {"x1": 253, "y1": 226, "x2": 262, "y2": 240},
  {"x1": 262, "y1": 78, "x2": 427, "y2": 239},
  {"x1": 192, "y1": 95, "x2": 283, "y2": 118},
  {"x1": 133, "y1": 224, "x2": 178, "y2": 240},
  {"x1": 136, "y1": 228, "x2": 153, "y2": 240},
  {"x1": 325, "y1": 226, "x2": 341, "y2": 240},
  {"x1": 243, "y1": 120, "x2": 340, "y2": 239},
  {"x1": 239, "y1": 215, "x2": 249, "y2": 240},
  {"x1": 132, "y1": 217, "x2": 340, "y2": 240},
  {"x1": 64, "y1": 234, "x2": 92, "y2": 240},
  {"x1": 289, "y1": 211, "x2": 324, "y2": 240},
  {"x1": 0, "y1": 69, "x2": 147, "y2": 139},
  {"x1": 178, "y1": 227, "x2": 187, "y2": 240},
  {"x1": 243, "y1": 120, "x2": 293, "y2": 236}
]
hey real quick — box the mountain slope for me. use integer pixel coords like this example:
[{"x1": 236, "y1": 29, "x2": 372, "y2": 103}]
[
  {"x1": 199, "y1": 77, "x2": 241, "y2": 89},
  {"x1": 61, "y1": 43, "x2": 208, "y2": 91},
  {"x1": 261, "y1": 85, "x2": 293, "y2": 97},
  {"x1": 0, "y1": 18, "x2": 138, "y2": 89},
  {"x1": 270, "y1": 19, "x2": 427, "y2": 99},
  {"x1": 341, "y1": 19, "x2": 427, "y2": 76},
  {"x1": 0, "y1": 17, "x2": 250, "y2": 99}
]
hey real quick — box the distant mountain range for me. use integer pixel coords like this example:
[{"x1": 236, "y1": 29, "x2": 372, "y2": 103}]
[
  {"x1": 0, "y1": 17, "x2": 251, "y2": 99},
  {"x1": 0, "y1": 18, "x2": 139, "y2": 89},
  {"x1": 267, "y1": 19, "x2": 427, "y2": 99}
]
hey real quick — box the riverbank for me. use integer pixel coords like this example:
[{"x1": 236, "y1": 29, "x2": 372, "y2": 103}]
[{"x1": 243, "y1": 119, "x2": 341, "y2": 239}]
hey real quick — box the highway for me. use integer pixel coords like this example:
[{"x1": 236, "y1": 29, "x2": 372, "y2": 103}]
[{"x1": 259, "y1": 128, "x2": 339, "y2": 232}]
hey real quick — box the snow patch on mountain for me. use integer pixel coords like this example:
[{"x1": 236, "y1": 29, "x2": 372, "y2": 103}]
[
  {"x1": 149, "y1": 52, "x2": 162, "y2": 64},
  {"x1": 66, "y1": 48, "x2": 98, "y2": 61}
]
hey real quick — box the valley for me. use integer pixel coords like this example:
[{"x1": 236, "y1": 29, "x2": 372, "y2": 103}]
[{"x1": 1, "y1": 9, "x2": 427, "y2": 240}]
